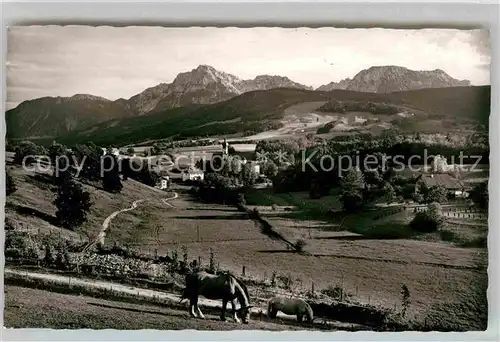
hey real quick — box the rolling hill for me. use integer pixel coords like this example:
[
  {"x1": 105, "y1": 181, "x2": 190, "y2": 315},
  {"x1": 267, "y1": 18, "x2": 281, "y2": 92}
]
[
  {"x1": 6, "y1": 65, "x2": 312, "y2": 141},
  {"x1": 53, "y1": 85, "x2": 490, "y2": 147},
  {"x1": 5, "y1": 94, "x2": 133, "y2": 141}
]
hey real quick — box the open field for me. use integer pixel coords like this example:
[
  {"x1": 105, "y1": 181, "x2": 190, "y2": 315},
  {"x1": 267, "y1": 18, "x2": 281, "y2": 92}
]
[
  {"x1": 102, "y1": 187, "x2": 487, "y2": 319},
  {"x1": 5, "y1": 161, "x2": 488, "y2": 328}
]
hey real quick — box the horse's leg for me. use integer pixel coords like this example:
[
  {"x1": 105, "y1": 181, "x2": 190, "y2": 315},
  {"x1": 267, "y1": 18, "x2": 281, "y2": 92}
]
[
  {"x1": 268, "y1": 304, "x2": 278, "y2": 319},
  {"x1": 220, "y1": 298, "x2": 228, "y2": 322},
  {"x1": 195, "y1": 304, "x2": 205, "y2": 319},
  {"x1": 192, "y1": 295, "x2": 205, "y2": 319},
  {"x1": 189, "y1": 296, "x2": 197, "y2": 318},
  {"x1": 230, "y1": 300, "x2": 241, "y2": 323}
]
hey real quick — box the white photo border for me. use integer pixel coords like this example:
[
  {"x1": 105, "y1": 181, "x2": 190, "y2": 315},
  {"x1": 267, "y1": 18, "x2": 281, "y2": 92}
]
[{"x1": 1, "y1": 1, "x2": 498, "y2": 341}]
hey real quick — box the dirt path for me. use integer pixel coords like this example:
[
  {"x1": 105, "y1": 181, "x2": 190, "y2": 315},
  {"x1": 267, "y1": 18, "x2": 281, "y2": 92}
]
[{"x1": 83, "y1": 192, "x2": 178, "y2": 251}]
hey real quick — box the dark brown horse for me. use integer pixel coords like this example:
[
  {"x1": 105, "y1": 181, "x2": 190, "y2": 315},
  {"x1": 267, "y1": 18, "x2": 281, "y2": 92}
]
[{"x1": 180, "y1": 271, "x2": 252, "y2": 323}]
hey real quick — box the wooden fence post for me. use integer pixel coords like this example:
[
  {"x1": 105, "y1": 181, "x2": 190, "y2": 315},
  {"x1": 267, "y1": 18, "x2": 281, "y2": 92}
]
[
  {"x1": 198, "y1": 256, "x2": 201, "y2": 267},
  {"x1": 242, "y1": 265, "x2": 246, "y2": 277},
  {"x1": 311, "y1": 282, "x2": 315, "y2": 294},
  {"x1": 197, "y1": 226, "x2": 200, "y2": 242}
]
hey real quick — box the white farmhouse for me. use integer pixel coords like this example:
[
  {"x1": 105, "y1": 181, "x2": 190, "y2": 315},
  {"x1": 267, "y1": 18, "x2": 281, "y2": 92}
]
[{"x1": 181, "y1": 167, "x2": 205, "y2": 182}]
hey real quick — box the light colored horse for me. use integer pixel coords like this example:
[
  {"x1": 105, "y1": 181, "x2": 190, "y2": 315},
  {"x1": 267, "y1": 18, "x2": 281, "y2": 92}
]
[
  {"x1": 180, "y1": 271, "x2": 253, "y2": 323},
  {"x1": 267, "y1": 296, "x2": 314, "y2": 323}
]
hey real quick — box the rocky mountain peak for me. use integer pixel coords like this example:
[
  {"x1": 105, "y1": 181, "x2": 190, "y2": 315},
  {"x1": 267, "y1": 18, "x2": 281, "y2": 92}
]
[{"x1": 317, "y1": 65, "x2": 471, "y2": 93}]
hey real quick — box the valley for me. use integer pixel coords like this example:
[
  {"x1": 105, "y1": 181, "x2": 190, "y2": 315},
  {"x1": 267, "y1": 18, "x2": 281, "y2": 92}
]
[{"x1": 5, "y1": 60, "x2": 490, "y2": 333}]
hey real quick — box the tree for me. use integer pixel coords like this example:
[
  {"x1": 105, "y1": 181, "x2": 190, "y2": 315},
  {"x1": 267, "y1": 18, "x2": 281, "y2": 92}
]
[
  {"x1": 341, "y1": 192, "x2": 364, "y2": 213},
  {"x1": 49, "y1": 143, "x2": 67, "y2": 165},
  {"x1": 102, "y1": 153, "x2": 123, "y2": 193},
  {"x1": 340, "y1": 168, "x2": 366, "y2": 212},
  {"x1": 13, "y1": 141, "x2": 47, "y2": 165},
  {"x1": 73, "y1": 142, "x2": 103, "y2": 181},
  {"x1": 381, "y1": 182, "x2": 396, "y2": 203},
  {"x1": 430, "y1": 155, "x2": 449, "y2": 173},
  {"x1": 409, "y1": 203, "x2": 443, "y2": 233},
  {"x1": 6, "y1": 171, "x2": 16, "y2": 196},
  {"x1": 340, "y1": 168, "x2": 365, "y2": 192},
  {"x1": 470, "y1": 181, "x2": 488, "y2": 209},
  {"x1": 241, "y1": 163, "x2": 258, "y2": 186},
  {"x1": 49, "y1": 143, "x2": 72, "y2": 181},
  {"x1": 424, "y1": 185, "x2": 448, "y2": 204},
  {"x1": 261, "y1": 160, "x2": 279, "y2": 178},
  {"x1": 152, "y1": 142, "x2": 166, "y2": 155},
  {"x1": 427, "y1": 202, "x2": 443, "y2": 223},
  {"x1": 54, "y1": 176, "x2": 92, "y2": 229}
]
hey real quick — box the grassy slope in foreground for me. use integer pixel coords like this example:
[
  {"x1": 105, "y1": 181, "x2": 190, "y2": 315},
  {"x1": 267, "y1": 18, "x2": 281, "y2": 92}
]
[
  {"x1": 3, "y1": 285, "x2": 310, "y2": 330},
  {"x1": 54, "y1": 85, "x2": 490, "y2": 147}
]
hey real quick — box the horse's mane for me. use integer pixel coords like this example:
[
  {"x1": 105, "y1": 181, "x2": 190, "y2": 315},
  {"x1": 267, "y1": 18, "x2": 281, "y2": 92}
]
[{"x1": 225, "y1": 272, "x2": 250, "y2": 304}]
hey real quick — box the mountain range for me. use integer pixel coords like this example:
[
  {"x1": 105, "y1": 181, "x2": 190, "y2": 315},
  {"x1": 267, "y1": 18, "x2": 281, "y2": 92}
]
[
  {"x1": 316, "y1": 66, "x2": 471, "y2": 92},
  {"x1": 6, "y1": 64, "x2": 480, "y2": 142}
]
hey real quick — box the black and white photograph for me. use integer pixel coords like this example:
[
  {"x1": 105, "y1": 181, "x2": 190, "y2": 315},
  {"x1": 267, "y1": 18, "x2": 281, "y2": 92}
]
[{"x1": 3, "y1": 25, "x2": 491, "y2": 332}]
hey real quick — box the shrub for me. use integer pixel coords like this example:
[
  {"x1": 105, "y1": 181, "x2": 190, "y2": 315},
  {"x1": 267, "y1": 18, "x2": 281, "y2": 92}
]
[
  {"x1": 321, "y1": 284, "x2": 353, "y2": 301},
  {"x1": 5, "y1": 231, "x2": 41, "y2": 262},
  {"x1": 409, "y1": 211, "x2": 442, "y2": 233},
  {"x1": 270, "y1": 271, "x2": 277, "y2": 287},
  {"x1": 277, "y1": 274, "x2": 294, "y2": 291},
  {"x1": 43, "y1": 243, "x2": 56, "y2": 266},
  {"x1": 294, "y1": 239, "x2": 307, "y2": 253},
  {"x1": 400, "y1": 284, "x2": 411, "y2": 318},
  {"x1": 236, "y1": 193, "x2": 246, "y2": 207}
]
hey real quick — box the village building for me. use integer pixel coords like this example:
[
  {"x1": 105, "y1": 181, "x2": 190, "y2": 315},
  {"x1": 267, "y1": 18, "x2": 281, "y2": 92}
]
[
  {"x1": 156, "y1": 175, "x2": 171, "y2": 190},
  {"x1": 211, "y1": 138, "x2": 261, "y2": 175},
  {"x1": 415, "y1": 173, "x2": 470, "y2": 198},
  {"x1": 181, "y1": 167, "x2": 205, "y2": 182}
]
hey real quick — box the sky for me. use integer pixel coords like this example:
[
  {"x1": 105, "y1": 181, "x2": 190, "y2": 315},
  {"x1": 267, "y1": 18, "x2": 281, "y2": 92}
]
[{"x1": 6, "y1": 26, "x2": 491, "y2": 110}]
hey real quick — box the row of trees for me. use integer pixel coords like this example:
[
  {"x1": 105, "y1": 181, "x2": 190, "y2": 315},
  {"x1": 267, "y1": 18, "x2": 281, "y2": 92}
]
[{"x1": 253, "y1": 130, "x2": 489, "y2": 213}]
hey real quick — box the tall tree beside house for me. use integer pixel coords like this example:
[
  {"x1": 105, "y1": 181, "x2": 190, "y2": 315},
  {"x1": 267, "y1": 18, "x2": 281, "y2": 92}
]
[
  {"x1": 102, "y1": 153, "x2": 123, "y2": 193},
  {"x1": 54, "y1": 175, "x2": 92, "y2": 230},
  {"x1": 424, "y1": 185, "x2": 448, "y2": 204}
]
